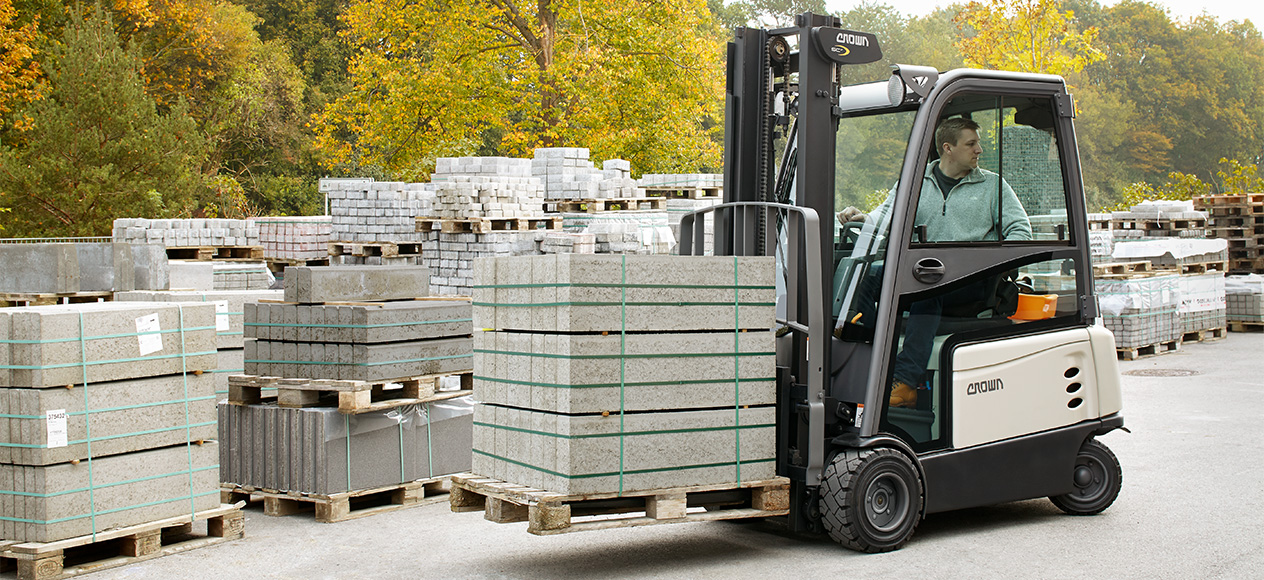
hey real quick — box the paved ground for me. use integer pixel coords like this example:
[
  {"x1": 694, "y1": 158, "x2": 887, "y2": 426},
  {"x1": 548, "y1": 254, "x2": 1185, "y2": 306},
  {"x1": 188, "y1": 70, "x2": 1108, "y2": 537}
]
[{"x1": 90, "y1": 331, "x2": 1264, "y2": 580}]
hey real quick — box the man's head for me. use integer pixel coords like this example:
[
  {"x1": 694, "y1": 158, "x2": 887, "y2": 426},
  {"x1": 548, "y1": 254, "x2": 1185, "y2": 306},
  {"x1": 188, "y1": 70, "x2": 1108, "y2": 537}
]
[{"x1": 935, "y1": 117, "x2": 982, "y2": 178}]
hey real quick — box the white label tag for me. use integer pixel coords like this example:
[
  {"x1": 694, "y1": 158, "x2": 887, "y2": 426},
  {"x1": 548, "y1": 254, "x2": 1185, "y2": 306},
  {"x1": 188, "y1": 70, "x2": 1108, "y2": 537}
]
[
  {"x1": 854, "y1": 403, "x2": 865, "y2": 428},
  {"x1": 214, "y1": 300, "x2": 231, "y2": 331},
  {"x1": 136, "y1": 313, "x2": 163, "y2": 355},
  {"x1": 46, "y1": 409, "x2": 68, "y2": 448}
]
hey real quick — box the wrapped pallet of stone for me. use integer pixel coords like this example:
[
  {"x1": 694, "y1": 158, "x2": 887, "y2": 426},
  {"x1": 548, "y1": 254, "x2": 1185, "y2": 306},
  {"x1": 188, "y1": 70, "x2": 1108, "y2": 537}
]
[
  {"x1": 1112, "y1": 238, "x2": 1229, "y2": 270},
  {"x1": 418, "y1": 231, "x2": 542, "y2": 296},
  {"x1": 0, "y1": 302, "x2": 220, "y2": 542},
  {"x1": 217, "y1": 397, "x2": 473, "y2": 494},
  {"x1": 1178, "y1": 272, "x2": 1227, "y2": 334},
  {"x1": 1225, "y1": 274, "x2": 1264, "y2": 324},
  {"x1": 251, "y1": 216, "x2": 333, "y2": 262},
  {"x1": 471, "y1": 254, "x2": 777, "y2": 495},
  {"x1": 1096, "y1": 273, "x2": 1182, "y2": 349}
]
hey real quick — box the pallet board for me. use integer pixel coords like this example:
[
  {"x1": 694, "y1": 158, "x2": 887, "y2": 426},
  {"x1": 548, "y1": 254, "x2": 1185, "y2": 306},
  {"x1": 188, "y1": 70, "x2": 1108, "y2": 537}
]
[
  {"x1": 228, "y1": 372, "x2": 473, "y2": 413},
  {"x1": 165, "y1": 246, "x2": 265, "y2": 261},
  {"x1": 0, "y1": 503, "x2": 244, "y2": 580},
  {"x1": 1092, "y1": 261, "x2": 1153, "y2": 276},
  {"x1": 642, "y1": 188, "x2": 722, "y2": 199},
  {"x1": 1228, "y1": 321, "x2": 1264, "y2": 332},
  {"x1": 448, "y1": 473, "x2": 790, "y2": 536},
  {"x1": 543, "y1": 198, "x2": 668, "y2": 213},
  {"x1": 0, "y1": 291, "x2": 112, "y2": 308},
  {"x1": 222, "y1": 478, "x2": 448, "y2": 523},
  {"x1": 1181, "y1": 327, "x2": 1227, "y2": 343},
  {"x1": 1116, "y1": 339, "x2": 1182, "y2": 361},
  {"x1": 414, "y1": 216, "x2": 563, "y2": 234},
  {"x1": 327, "y1": 241, "x2": 423, "y2": 258}
]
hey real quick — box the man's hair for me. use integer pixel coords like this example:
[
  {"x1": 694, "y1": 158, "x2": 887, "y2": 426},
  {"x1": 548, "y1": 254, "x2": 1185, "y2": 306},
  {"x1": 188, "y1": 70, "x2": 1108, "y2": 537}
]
[{"x1": 936, "y1": 117, "x2": 981, "y2": 152}]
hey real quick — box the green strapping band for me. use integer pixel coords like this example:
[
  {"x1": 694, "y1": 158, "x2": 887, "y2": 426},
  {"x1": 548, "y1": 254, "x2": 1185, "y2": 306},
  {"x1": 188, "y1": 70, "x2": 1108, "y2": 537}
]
[
  {"x1": 472, "y1": 349, "x2": 771, "y2": 361},
  {"x1": 471, "y1": 375, "x2": 775, "y2": 389},
  {"x1": 471, "y1": 283, "x2": 773, "y2": 290},
  {"x1": 619, "y1": 254, "x2": 627, "y2": 495},
  {"x1": 0, "y1": 466, "x2": 219, "y2": 498},
  {"x1": 243, "y1": 354, "x2": 471, "y2": 367},
  {"x1": 0, "y1": 325, "x2": 217, "y2": 344},
  {"x1": 0, "y1": 421, "x2": 217, "y2": 449},
  {"x1": 180, "y1": 305, "x2": 198, "y2": 521},
  {"x1": 473, "y1": 421, "x2": 774, "y2": 439},
  {"x1": 0, "y1": 395, "x2": 218, "y2": 419},
  {"x1": 79, "y1": 312, "x2": 98, "y2": 540},
  {"x1": 472, "y1": 449, "x2": 774, "y2": 480},
  {"x1": 733, "y1": 255, "x2": 742, "y2": 482},
  {"x1": 0, "y1": 350, "x2": 217, "y2": 371},
  {"x1": 0, "y1": 490, "x2": 220, "y2": 525}
]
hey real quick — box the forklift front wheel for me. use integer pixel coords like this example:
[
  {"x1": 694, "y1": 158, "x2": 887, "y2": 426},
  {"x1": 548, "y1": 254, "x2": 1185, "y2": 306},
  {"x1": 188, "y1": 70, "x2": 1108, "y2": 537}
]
[
  {"x1": 820, "y1": 448, "x2": 922, "y2": 553},
  {"x1": 1049, "y1": 438, "x2": 1122, "y2": 515}
]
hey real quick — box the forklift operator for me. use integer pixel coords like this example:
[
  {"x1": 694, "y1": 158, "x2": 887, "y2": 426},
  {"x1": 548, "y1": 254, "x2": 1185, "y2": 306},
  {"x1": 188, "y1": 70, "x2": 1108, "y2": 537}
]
[{"x1": 837, "y1": 117, "x2": 1032, "y2": 408}]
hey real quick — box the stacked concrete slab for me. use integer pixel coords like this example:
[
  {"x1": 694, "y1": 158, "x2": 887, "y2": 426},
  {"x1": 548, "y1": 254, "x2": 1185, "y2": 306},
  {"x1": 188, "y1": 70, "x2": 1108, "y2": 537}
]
[
  {"x1": 639, "y1": 173, "x2": 723, "y2": 190},
  {"x1": 666, "y1": 197, "x2": 721, "y2": 254},
  {"x1": 540, "y1": 232, "x2": 596, "y2": 254},
  {"x1": 1096, "y1": 273, "x2": 1182, "y2": 349},
  {"x1": 471, "y1": 254, "x2": 777, "y2": 495},
  {"x1": 1226, "y1": 275, "x2": 1264, "y2": 323},
  {"x1": 427, "y1": 157, "x2": 546, "y2": 220},
  {"x1": 113, "y1": 289, "x2": 283, "y2": 396},
  {"x1": 532, "y1": 148, "x2": 643, "y2": 200},
  {"x1": 323, "y1": 179, "x2": 434, "y2": 243},
  {"x1": 217, "y1": 397, "x2": 472, "y2": 494},
  {"x1": 1110, "y1": 200, "x2": 1207, "y2": 240},
  {"x1": 561, "y1": 210, "x2": 674, "y2": 254},
  {"x1": 1179, "y1": 272, "x2": 1227, "y2": 334},
  {"x1": 244, "y1": 266, "x2": 473, "y2": 381},
  {"x1": 251, "y1": 216, "x2": 333, "y2": 262},
  {"x1": 417, "y1": 231, "x2": 541, "y2": 296},
  {"x1": 0, "y1": 302, "x2": 220, "y2": 542},
  {"x1": 167, "y1": 261, "x2": 274, "y2": 292},
  {"x1": 113, "y1": 218, "x2": 259, "y2": 247},
  {"x1": 0, "y1": 242, "x2": 168, "y2": 294}
]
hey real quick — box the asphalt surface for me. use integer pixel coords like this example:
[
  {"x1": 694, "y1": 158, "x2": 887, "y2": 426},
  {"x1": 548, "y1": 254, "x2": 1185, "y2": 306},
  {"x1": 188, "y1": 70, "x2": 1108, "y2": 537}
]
[{"x1": 89, "y1": 331, "x2": 1264, "y2": 580}]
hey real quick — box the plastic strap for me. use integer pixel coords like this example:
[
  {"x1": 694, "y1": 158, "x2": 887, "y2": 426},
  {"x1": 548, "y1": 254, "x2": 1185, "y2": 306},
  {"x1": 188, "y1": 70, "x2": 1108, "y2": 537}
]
[
  {"x1": 179, "y1": 305, "x2": 197, "y2": 523},
  {"x1": 345, "y1": 414, "x2": 352, "y2": 491},
  {"x1": 619, "y1": 254, "x2": 627, "y2": 496},
  {"x1": 733, "y1": 256, "x2": 741, "y2": 482},
  {"x1": 398, "y1": 420, "x2": 406, "y2": 484},
  {"x1": 426, "y1": 402, "x2": 434, "y2": 479},
  {"x1": 78, "y1": 312, "x2": 97, "y2": 541}
]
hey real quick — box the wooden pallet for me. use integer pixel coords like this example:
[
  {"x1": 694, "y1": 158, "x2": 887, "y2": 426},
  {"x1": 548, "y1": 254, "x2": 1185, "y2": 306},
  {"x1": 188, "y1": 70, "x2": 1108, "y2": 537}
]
[
  {"x1": 1092, "y1": 261, "x2": 1153, "y2": 277},
  {"x1": 227, "y1": 372, "x2": 473, "y2": 413},
  {"x1": 448, "y1": 473, "x2": 790, "y2": 536},
  {"x1": 1194, "y1": 194, "x2": 1260, "y2": 207},
  {"x1": 165, "y1": 245, "x2": 265, "y2": 261},
  {"x1": 327, "y1": 241, "x2": 424, "y2": 258},
  {"x1": 265, "y1": 257, "x2": 330, "y2": 273},
  {"x1": 415, "y1": 216, "x2": 563, "y2": 234},
  {"x1": 1111, "y1": 218, "x2": 1206, "y2": 231},
  {"x1": 643, "y1": 187, "x2": 722, "y2": 199},
  {"x1": 1181, "y1": 327, "x2": 1227, "y2": 343},
  {"x1": 0, "y1": 503, "x2": 243, "y2": 580},
  {"x1": 222, "y1": 478, "x2": 448, "y2": 523},
  {"x1": 0, "y1": 291, "x2": 112, "y2": 308},
  {"x1": 1116, "y1": 339, "x2": 1181, "y2": 361},
  {"x1": 1154, "y1": 261, "x2": 1229, "y2": 275},
  {"x1": 545, "y1": 198, "x2": 668, "y2": 213},
  {"x1": 1228, "y1": 321, "x2": 1264, "y2": 332}
]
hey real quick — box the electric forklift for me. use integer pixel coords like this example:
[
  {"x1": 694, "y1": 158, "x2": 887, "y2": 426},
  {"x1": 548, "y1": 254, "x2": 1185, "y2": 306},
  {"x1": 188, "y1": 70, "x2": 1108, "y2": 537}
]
[{"x1": 678, "y1": 12, "x2": 1125, "y2": 552}]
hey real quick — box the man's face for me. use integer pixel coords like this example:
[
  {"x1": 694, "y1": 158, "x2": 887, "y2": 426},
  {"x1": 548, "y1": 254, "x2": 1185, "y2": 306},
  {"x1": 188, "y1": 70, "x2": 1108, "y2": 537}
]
[{"x1": 942, "y1": 128, "x2": 982, "y2": 175}]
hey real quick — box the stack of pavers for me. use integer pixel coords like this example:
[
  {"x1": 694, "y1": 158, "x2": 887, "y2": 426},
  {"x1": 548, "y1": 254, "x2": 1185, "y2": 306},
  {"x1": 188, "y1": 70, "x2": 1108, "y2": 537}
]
[
  {"x1": 1109, "y1": 200, "x2": 1207, "y2": 241},
  {"x1": 222, "y1": 264, "x2": 474, "y2": 519},
  {"x1": 324, "y1": 178, "x2": 434, "y2": 243},
  {"x1": 0, "y1": 242, "x2": 169, "y2": 306},
  {"x1": 1108, "y1": 238, "x2": 1229, "y2": 344},
  {"x1": 242, "y1": 266, "x2": 471, "y2": 381},
  {"x1": 113, "y1": 289, "x2": 284, "y2": 398},
  {"x1": 425, "y1": 157, "x2": 546, "y2": 221},
  {"x1": 639, "y1": 173, "x2": 724, "y2": 255},
  {"x1": 1193, "y1": 193, "x2": 1264, "y2": 273},
  {"x1": 469, "y1": 254, "x2": 779, "y2": 498},
  {"x1": 0, "y1": 302, "x2": 224, "y2": 543},
  {"x1": 1088, "y1": 213, "x2": 1114, "y2": 262},
  {"x1": 1096, "y1": 271, "x2": 1183, "y2": 359},
  {"x1": 532, "y1": 148, "x2": 646, "y2": 206},
  {"x1": 113, "y1": 218, "x2": 260, "y2": 249},
  {"x1": 559, "y1": 211, "x2": 675, "y2": 254},
  {"x1": 252, "y1": 216, "x2": 333, "y2": 265},
  {"x1": 1225, "y1": 274, "x2": 1264, "y2": 330}
]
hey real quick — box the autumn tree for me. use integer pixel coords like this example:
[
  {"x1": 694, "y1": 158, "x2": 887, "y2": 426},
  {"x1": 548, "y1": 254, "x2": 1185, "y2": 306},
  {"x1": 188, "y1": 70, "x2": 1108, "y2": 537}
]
[
  {"x1": 314, "y1": 0, "x2": 726, "y2": 180},
  {"x1": 956, "y1": 0, "x2": 1103, "y2": 76},
  {"x1": 0, "y1": 4, "x2": 208, "y2": 236},
  {"x1": 0, "y1": 0, "x2": 40, "y2": 128}
]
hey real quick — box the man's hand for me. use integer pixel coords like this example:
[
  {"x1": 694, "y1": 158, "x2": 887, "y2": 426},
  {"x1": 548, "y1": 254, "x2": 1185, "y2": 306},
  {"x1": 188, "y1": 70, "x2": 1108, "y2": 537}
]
[{"x1": 837, "y1": 206, "x2": 867, "y2": 223}]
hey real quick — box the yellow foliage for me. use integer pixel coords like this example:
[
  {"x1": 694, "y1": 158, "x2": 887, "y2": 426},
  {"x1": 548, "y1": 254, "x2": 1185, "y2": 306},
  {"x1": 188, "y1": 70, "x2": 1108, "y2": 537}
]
[
  {"x1": 0, "y1": 0, "x2": 42, "y2": 122},
  {"x1": 956, "y1": 0, "x2": 1103, "y2": 77}
]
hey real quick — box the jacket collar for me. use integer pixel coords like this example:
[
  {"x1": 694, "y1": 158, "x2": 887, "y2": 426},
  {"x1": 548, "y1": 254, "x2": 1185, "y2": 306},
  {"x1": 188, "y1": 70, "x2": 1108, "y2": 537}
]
[{"x1": 925, "y1": 160, "x2": 986, "y2": 184}]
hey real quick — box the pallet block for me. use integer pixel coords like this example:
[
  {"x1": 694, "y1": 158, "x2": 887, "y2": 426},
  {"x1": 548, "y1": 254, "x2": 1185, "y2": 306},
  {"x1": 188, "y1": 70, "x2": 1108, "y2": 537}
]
[{"x1": 223, "y1": 478, "x2": 448, "y2": 523}]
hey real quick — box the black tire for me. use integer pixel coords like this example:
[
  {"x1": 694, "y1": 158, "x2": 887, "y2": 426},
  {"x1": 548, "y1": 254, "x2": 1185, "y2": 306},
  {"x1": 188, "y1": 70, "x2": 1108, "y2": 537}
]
[
  {"x1": 820, "y1": 448, "x2": 922, "y2": 553},
  {"x1": 1050, "y1": 439, "x2": 1122, "y2": 515}
]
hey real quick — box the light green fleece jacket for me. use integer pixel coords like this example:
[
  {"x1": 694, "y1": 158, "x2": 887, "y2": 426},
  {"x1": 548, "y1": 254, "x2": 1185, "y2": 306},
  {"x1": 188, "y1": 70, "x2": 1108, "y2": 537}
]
[{"x1": 871, "y1": 161, "x2": 1032, "y2": 242}]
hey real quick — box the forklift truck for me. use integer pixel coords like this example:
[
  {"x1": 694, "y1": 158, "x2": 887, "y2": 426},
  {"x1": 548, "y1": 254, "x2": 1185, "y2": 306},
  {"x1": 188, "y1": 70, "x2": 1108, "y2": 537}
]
[{"x1": 678, "y1": 12, "x2": 1125, "y2": 552}]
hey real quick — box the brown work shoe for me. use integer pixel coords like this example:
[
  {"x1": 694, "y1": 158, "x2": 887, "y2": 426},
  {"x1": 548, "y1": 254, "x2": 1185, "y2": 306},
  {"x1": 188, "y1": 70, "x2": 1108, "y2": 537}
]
[{"x1": 889, "y1": 381, "x2": 918, "y2": 408}]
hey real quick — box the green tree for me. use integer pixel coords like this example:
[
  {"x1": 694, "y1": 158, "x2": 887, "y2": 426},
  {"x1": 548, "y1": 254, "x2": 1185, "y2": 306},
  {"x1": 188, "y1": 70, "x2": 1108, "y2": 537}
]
[
  {"x1": 0, "y1": 4, "x2": 208, "y2": 237},
  {"x1": 315, "y1": 0, "x2": 726, "y2": 179}
]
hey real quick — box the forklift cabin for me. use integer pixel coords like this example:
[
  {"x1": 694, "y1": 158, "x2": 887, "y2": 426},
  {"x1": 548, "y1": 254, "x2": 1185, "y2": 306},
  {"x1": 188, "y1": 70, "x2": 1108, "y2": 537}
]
[{"x1": 679, "y1": 13, "x2": 1125, "y2": 552}]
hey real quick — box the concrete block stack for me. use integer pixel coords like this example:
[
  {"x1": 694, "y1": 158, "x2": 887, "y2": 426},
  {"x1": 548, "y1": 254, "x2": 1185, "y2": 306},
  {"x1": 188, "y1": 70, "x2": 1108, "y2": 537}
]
[
  {"x1": 251, "y1": 216, "x2": 333, "y2": 262},
  {"x1": 1096, "y1": 273, "x2": 1182, "y2": 350},
  {"x1": 1226, "y1": 274, "x2": 1264, "y2": 325},
  {"x1": 0, "y1": 302, "x2": 220, "y2": 542},
  {"x1": 323, "y1": 179, "x2": 434, "y2": 243},
  {"x1": 540, "y1": 232, "x2": 596, "y2": 254},
  {"x1": 113, "y1": 218, "x2": 259, "y2": 247},
  {"x1": 1110, "y1": 200, "x2": 1207, "y2": 240},
  {"x1": 639, "y1": 173, "x2": 723, "y2": 191},
  {"x1": 1179, "y1": 273, "x2": 1227, "y2": 335},
  {"x1": 1088, "y1": 213, "x2": 1114, "y2": 262},
  {"x1": 0, "y1": 242, "x2": 169, "y2": 296},
  {"x1": 532, "y1": 148, "x2": 643, "y2": 200},
  {"x1": 667, "y1": 197, "x2": 722, "y2": 254},
  {"x1": 211, "y1": 262, "x2": 276, "y2": 291},
  {"x1": 471, "y1": 254, "x2": 778, "y2": 495},
  {"x1": 560, "y1": 210, "x2": 675, "y2": 255},
  {"x1": 426, "y1": 157, "x2": 546, "y2": 220},
  {"x1": 217, "y1": 397, "x2": 473, "y2": 495},
  {"x1": 242, "y1": 265, "x2": 473, "y2": 381},
  {"x1": 1111, "y1": 238, "x2": 1229, "y2": 270},
  {"x1": 114, "y1": 289, "x2": 283, "y2": 396},
  {"x1": 417, "y1": 232, "x2": 541, "y2": 296}
]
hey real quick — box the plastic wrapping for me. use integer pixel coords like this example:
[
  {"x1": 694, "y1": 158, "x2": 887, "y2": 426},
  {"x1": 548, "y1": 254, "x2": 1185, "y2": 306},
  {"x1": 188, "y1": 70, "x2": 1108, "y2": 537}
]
[
  {"x1": 1111, "y1": 238, "x2": 1228, "y2": 263},
  {"x1": 1225, "y1": 274, "x2": 1264, "y2": 295}
]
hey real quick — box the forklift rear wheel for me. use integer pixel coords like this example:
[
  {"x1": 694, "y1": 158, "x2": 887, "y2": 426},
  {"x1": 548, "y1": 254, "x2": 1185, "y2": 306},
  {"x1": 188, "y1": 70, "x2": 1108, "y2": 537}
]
[
  {"x1": 820, "y1": 448, "x2": 922, "y2": 552},
  {"x1": 1049, "y1": 439, "x2": 1122, "y2": 515}
]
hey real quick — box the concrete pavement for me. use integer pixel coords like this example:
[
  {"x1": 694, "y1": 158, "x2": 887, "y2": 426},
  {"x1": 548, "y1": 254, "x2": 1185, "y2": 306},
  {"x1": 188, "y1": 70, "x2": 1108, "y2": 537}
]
[{"x1": 91, "y1": 331, "x2": 1264, "y2": 579}]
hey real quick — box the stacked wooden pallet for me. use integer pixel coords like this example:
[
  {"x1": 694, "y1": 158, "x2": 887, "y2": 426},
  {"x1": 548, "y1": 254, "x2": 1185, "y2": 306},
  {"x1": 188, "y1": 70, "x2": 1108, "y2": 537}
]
[{"x1": 1193, "y1": 194, "x2": 1264, "y2": 273}]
